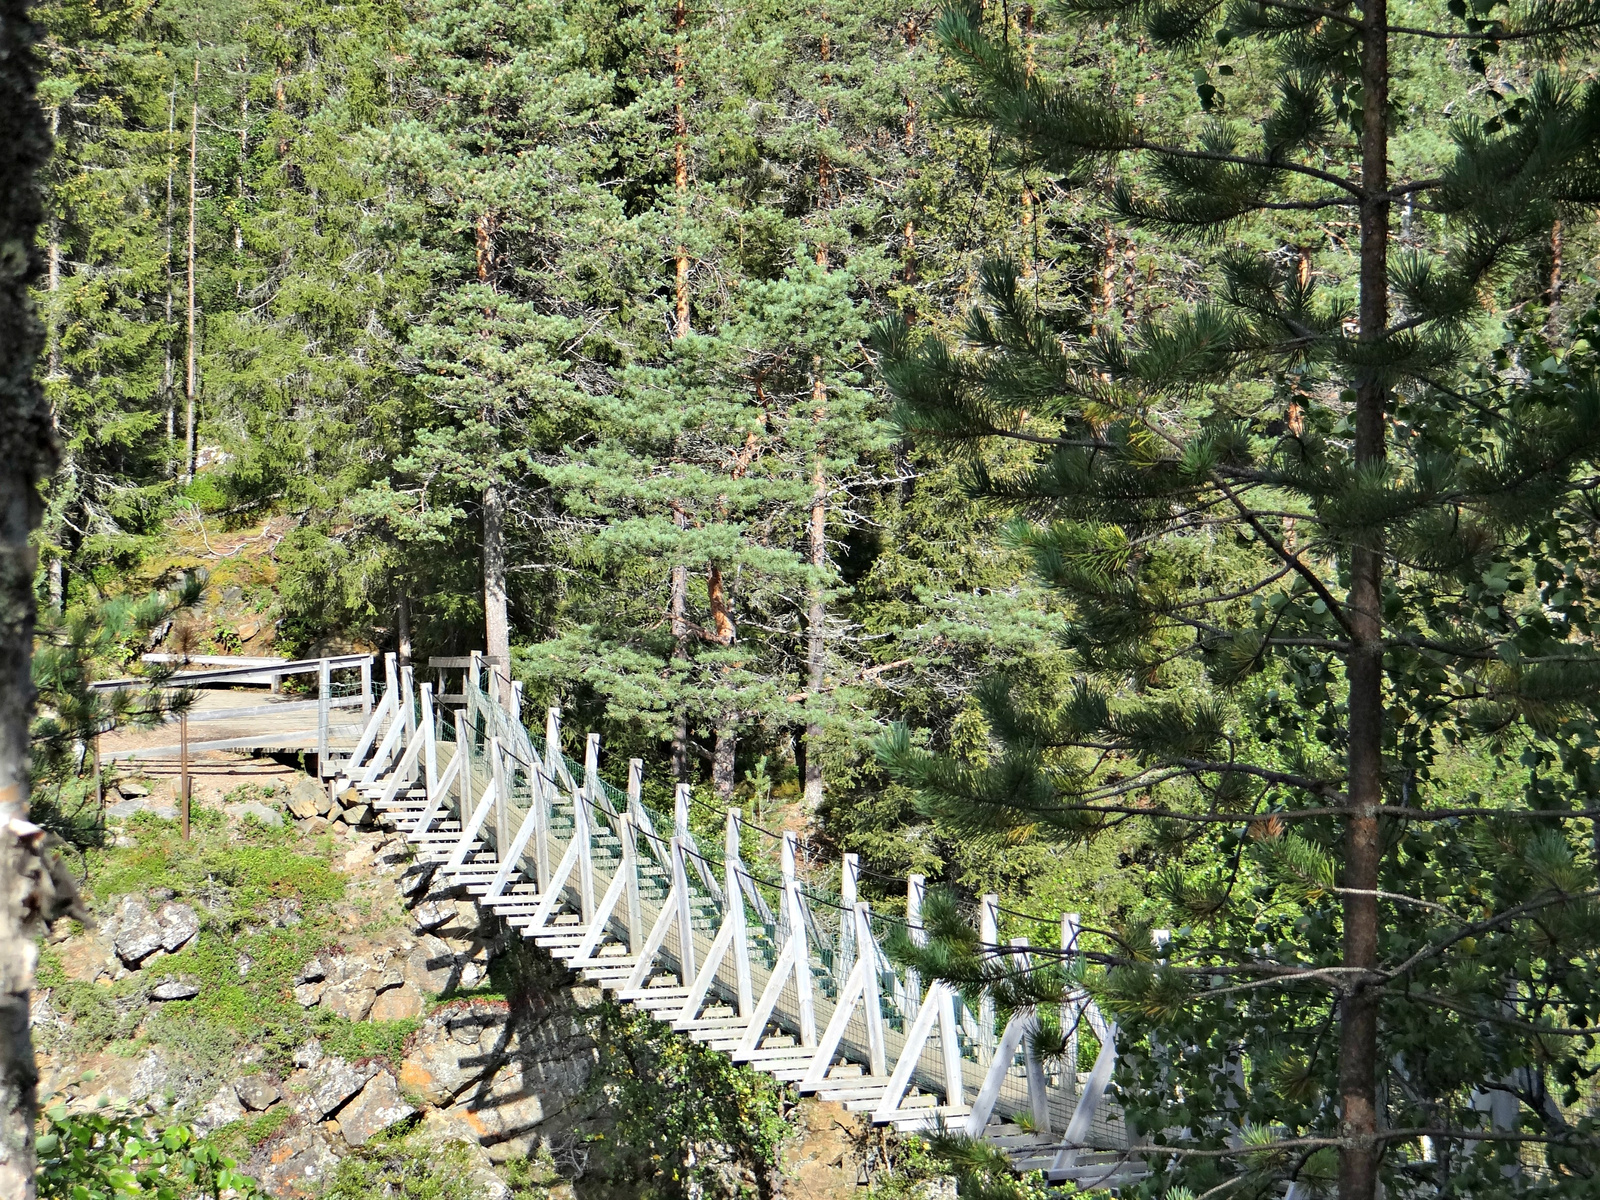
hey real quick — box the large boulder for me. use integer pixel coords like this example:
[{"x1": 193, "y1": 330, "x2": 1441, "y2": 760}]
[
  {"x1": 106, "y1": 895, "x2": 164, "y2": 965},
  {"x1": 398, "y1": 1002, "x2": 508, "y2": 1106},
  {"x1": 284, "y1": 1054, "x2": 380, "y2": 1121},
  {"x1": 254, "y1": 1122, "x2": 340, "y2": 1200},
  {"x1": 155, "y1": 902, "x2": 200, "y2": 952},
  {"x1": 194, "y1": 1082, "x2": 246, "y2": 1134},
  {"x1": 416, "y1": 1112, "x2": 510, "y2": 1200},
  {"x1": 286, "y1": 776, "x2": 323, "y2": 820},
  {"x1": 336, "y1": 1070, "x2": 415, "y2": 1147},
  {"x1": 236, "y1": 1075, "x2": 281, "y2": 1112},
  {"x1": 371, "y1": 982, "x2": 425, "y2": 1021},
  {"x1": 448, "y1": 1059, "x2": 548, "y2": 1162}
]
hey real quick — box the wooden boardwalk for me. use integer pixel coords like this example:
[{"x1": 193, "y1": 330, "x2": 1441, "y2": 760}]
[{"x1": 339, "y1": 654, "x2": 1147, "y2": 1186}]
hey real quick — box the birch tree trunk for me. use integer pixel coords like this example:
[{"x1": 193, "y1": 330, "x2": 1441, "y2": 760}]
[
  {"x1": 183, "y1": 53, "x2": 199, "y2": 485},
  {"x1": 0, "y1": 2, "x2": 58, "y2": 1187}
]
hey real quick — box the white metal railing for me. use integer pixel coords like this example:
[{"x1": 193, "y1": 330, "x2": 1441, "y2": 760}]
[{"x1": 337, "y1": 651, "x2": 1140, "y2": 1186}]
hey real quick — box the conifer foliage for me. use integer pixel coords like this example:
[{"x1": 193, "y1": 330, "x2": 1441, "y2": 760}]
[{"x1": 877, "y1": 0, "x2": 1600, "y2": 1195}]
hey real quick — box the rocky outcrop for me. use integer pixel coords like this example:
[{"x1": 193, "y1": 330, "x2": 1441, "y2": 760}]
[
  {"x1": 337, "y1": 1070, "x2": 415, "y2": 1146},
  {"x1": 102, "y1": 893, "x2": 200, "y2": 968}
]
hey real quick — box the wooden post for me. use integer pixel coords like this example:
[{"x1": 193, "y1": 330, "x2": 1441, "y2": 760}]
[
  {"x1": 584, "y1": 732, "x2": 602, "y2": 809},
  {"x1": 360, "y1": 656, "x2": 373, "y2": 715},
  {"x1": 905, "y1": 873, "x2": 926, "y2": 1020},
  {"x1": 420, "y1": 683, "x2": 439, "y2": 795},
  {"x1": 1014, "y1": 937, "x2": 1051, "y2": 1132},
  {"x1": 672, "y1": 834, "x2": 696, "y2": 981},
  {"x1": 532, "y1": 753, "x2": 551, "y2": 891},
  {"x1": 839, "y1": 852, "x2": 858, "y2": 981},
  {"x1": 179, "y1": 709, "x2": 190, "y2": 839},
  {"x1": 401, "y1": 665, "x2": 416, "y2": 740},
  {"x1": 980, "y1": 894, "x2": 999, "y2": 1066},
  {"x1": 575, "y1": 767, "x2": 595, "y2": 923},
  {"x1": 491, "y1": 736, "x2": 509, "y2": 854},
  {"x1": 726, "y1": 809, "x2": 752, "y2": 1014},
  {"x1": 1062, "y1": 912, "x2": 1081, "y2": 1096},
  {"x1": 316, "y1": 658, "x2": 331, "y2": 776},
  {"x1": 625, "y1": 759, "x2": 644, "y2": 950},
  {"x1": 858, "y1": 902, "x2": 887, "y2": 1077},
  {"x1": 782, "y1": 831, "x2": 817, "y2": 1046}
]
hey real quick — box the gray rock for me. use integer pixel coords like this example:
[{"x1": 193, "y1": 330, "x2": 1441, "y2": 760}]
[
  {"x1": 109, "y1": 896, "x2": 164, "y2": 965},
  {"x1": 398, "y1": 1003, "x2": 507, "y2": 1106},
  {"x1": 319, "y1": 979, "x2": 376, "y2": 1022},
  {"x1": 194, "y1": 1082, "x2": 245, "y2": 1133},
  {"x1": 416, "y1": 1111, "x2": 510, "y2": 1200},
  {"x1": 404, "y1": 934, "x2": 456, "y2": 995},
  {"x1": 237, "y1": 951, "x2": 254, "y2": 977},
  {"x1": 253, "y1": 1123, "x2": 340, "y2": 1200},
  {"x1": 147, "y1": 803, "x2": 178, "y2": 820},
  {"x1": 293, "y1": 1040, "x2": 323, "y2": 1069},
  {"x1": 337, "y1": 1070, "x2": 415, "y2": 1146},
  {"x1": 150, "y1": 979, "x2": 200, "y2": 1001},
  {"x1": 340, "y1": 804, "x2": 372, "y2": 826},
  {"x1": 155, "y1": 902, "x2": 200, "y2": 952},
  {"x1": 117, "y1": 781, "x2": 150, "y2": 798},
  {"x1": 235, "y1": 1075, "x2": 281, "y2": 1112},
  {"x1": 411, "y1": 901, "x2": 453, "y2": 931},
  {"x1": 287, "y1": 1055, "x2": 379, "y2": 1120},
  {"x1": 911, "y1": 1178, "x2": 961, "y2": 1200},
  {"x1": 293, "y1": 981, "x2": 325, "y2": 1008},
  {"x1": 148, "y1": 887, "x2": 175, "y2": 903},
  {"x1": 286, "y1": 792, "x2": 319, "y2": 820},
  {"x1": 105, "y1": 798, "x2": 144, "y2": 818},
  {"x1": 295, "y1": 956, "x2": 327, "y2": 984},
  {"x1": 232, "y1": 800, "x2": 283, "y2": 828}
]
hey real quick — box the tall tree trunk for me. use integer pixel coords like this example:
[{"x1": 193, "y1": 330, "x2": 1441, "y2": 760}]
[
  {"x1": 670, "y1": 503, "x2": 689, "y2": 782},
  {"x1": 43, "y1": 107, "x2": 61, "y2": 610},
  {"x1": 670, "y1": 11, "x2": 691, "y2": 774},
  {"x1": 804, "y1": 449, "x2": 826, "y2": 812},
  {"x1": 483, "y1": 482, "x2": 509, "y2": 699},
  {"x1": 0, "y1": 2, "x2": 58, "y2": 1186},
  {"x1": 708, "y1": 562, "x2": 736, "y2": 800},
  {"x1": 183, "y1": 54, "x2": 199, "y2": 485},
  {"x1": 397, "y1": 588, "x2": 413, "y2": 666},
  {"x1": 1340, "y1": 5, "x2": 1390, "y2": 1200},
  {"x1": 232, "y1": 61, "x2": 247, "y2": 291},
  {"x1": 673, "y1": 0, "x2": 689, "y2": 338},
  {"x1": 164, "y1": 79, "x2": 177, "y2": 451}
]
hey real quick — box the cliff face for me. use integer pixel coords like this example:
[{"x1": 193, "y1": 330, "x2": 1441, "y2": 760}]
[{"x1": 28, "y1": 757, "x2": 884, "y2": 1200}]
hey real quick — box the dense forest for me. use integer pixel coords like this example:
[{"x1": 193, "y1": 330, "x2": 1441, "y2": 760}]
[{"x1": 18, "y1": 0, "x2": 1600, "y2": 1189}]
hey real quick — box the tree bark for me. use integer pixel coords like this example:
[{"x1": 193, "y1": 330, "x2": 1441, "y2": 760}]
[
  {"x1": 183, "y1": 53, "x2": 199, "y2": 485},
  {"x1": 0, "y1": 0, "x2": 57, "y2": 1186},
  {"x1": 804, "y1": 451, "x2": 826, "y2": 812},
  {"x1": 483, "y1": 481, "x2": 510, "y2": 700},
  {"x1": 397, "y1": 589, "x2": 413, "y2": 666},
  {"x1": 670, "y1": 502, "x2": 689, "y2": 782},
  {"x1": 1339, "y1": 5, "x2": 1390, "y2": 1200},
  {"x1": 673, "y1": 0, "x2": 689, "y2": 339},
  {"x1": 164, "y1": 78, "x2": 177, "y2": 450}
]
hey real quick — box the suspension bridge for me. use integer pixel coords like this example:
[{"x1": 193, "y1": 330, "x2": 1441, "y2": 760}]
[{"x1": 331, "y1": 652, "x2": 1147, "y2": 1186}]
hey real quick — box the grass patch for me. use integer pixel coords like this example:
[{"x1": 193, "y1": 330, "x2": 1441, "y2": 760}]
[
  {"x1": 318, "y1": 1015, "x2": 420, "y2": 1067},
  {"x1": 243, "y1": 1105, "x2": 293, "y2": 1148},
  {"x1": 318, "y1": 1127, "x2": 486, "y2": 1200}
]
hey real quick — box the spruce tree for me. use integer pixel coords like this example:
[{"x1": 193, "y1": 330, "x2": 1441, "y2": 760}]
[{"x1": 877, "y1": 1, "x2": 1600, "y2": 1196}]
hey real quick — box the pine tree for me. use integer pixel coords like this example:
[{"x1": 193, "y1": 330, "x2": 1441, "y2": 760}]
[
  {"x1": 877, "y1": 1, "x2": 1600, "y2": 1196},
  {"x1": 528, "y1": 255, "x2": 881, "y2": 800}
]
